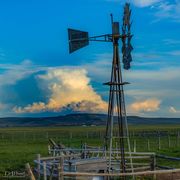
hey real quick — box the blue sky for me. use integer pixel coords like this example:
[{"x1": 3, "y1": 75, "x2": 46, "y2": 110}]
[{"x1": 0, "y1": 0, "x2": 180, "y2": 117}]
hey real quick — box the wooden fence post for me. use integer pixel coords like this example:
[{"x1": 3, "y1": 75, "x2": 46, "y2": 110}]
[
  {"x1": 133, "y1": 140, "x2": 136, "y2": 153},
  {"x1": 43, "y1": 161, "x2": 47, "y2": 180},
  {"x1": 48, "y1": 145, "x2": 51, "y2": 155},
  {"x1": 23, "y1": 131, "x2": 26, "y2": 140},
  {"x1": 116, "y1": 142, "x2": 118, "y2": 157},
  {"x1": 147, "y1": 139, "x2": 150, "y2": 151},
  {"x1": 133, "y1": 131, "x2": 135, "y2": 137},
  {"x1": 37, "y1": 154, "x2": 41, "y2": 180},
  {"x1": 176, "y1": 133, "x2": 179, "y2": 147},
  {"x1": 84, "y1": 143, "x2": 87, "y2": 158},
  {"x1": 97, "y1": 146, "x2": 100, "y2": 157},
  {"x1": 33, "y1": 133, "x2": 35, "y2": 141},
  {"x1": 46, "y1": 132, "x2": 49, "y2": 139},
  {"x1": 158, "y1": 136, "x2": 161, "y2": 150},
  {"x1": 168, "y1": 135, "x2": 171, "y2": 148},
  {"x1": 58, "y1": 164, "x2": 61, "y2": 180},
  {"x1": 70, "y1": 132, "x2": 72, "y2": 139},
  {"x1": 25, "y1": 163, "x2": 36, "y2": 180},
  {"x1": 105, "y1": 146, "x2": 107, "y2": 159},
  {"x1": 58, "y1": 157, "x2": 64, "y2": 180},
  {"x1": 151, "y1": 154, "x2": 156, "y2": 180}
]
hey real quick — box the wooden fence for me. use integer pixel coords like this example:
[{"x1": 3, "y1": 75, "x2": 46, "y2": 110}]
[{"x1": 28, "y1": 152, "x2": 180, "y2": 180}]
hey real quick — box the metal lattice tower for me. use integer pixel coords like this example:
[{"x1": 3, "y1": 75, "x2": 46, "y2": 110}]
[{"x1": 68, "y1": 3, "x2": 134, "y2": 175}]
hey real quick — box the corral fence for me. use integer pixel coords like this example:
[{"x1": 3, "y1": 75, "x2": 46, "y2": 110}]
[{"x1": 29, "y1": 152, "x2": 180, "y2": 180}]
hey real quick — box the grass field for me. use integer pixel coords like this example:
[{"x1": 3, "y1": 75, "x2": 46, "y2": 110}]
[{"x1": 0, "y1": 125, "x2": 180, "y2": 177}]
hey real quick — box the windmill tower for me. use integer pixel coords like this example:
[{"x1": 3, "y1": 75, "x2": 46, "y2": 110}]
[{"x1": 68, "y1": 3, "x2": 134, "y2": 175}]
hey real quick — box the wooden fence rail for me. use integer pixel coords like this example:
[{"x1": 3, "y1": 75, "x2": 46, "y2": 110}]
[
  {"x1": 156, "y1": 154, "x2": 180, "y2": 161},
  {"x1": 61, "y1": 168, "x2": 180, "y2": 177}
]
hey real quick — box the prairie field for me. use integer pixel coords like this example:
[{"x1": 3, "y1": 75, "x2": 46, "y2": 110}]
[{"x1": 0, "y1": 125, "x2": 180, "y2": 177}]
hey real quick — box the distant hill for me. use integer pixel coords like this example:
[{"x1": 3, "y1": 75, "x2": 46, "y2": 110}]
[{"x1": 0, "y1": 113, "x2": 179, "y2": 127}]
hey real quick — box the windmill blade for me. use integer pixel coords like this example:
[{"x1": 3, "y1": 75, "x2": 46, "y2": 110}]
[
  {"x1": 128, "y1": 36, "x2": 133, "y2": 51},
  {"x1": 127, "y1": 54, "x2": 132, "y2": 62},
  {"x1": 128, "y1": 22, "x2": 132, "y2": 31},
  {"x1": 128, "y1": 35, "x2": 133, "y2": 40},
  {"x1": 128, "y1": 44, "x2": 133, "y2": 51},
  {"x1": 122, "y1": 45, "x2": 126, "y2": 54},
  {"x1": 121, "y1": 36, "x2": 126, "y2": 52},
  {"x1": 124, "y1": 14, "x2": 129, "y2": 26},
  {"x1": 122, "y1": 26, "x2": 126, "y2": 35},
  {"x1": 68, "y1": 28, "x2": 89, "y2": 53},
  {"x1": 122, "y1": 3, "x2": 133, "y2": 70},
  {"x1": 124, "y1": 3, "x2": 130, "y2": 13},
  {"x1": 122, "y1": 56, "x2": 127, "y2": 63},
  {"x1": 123, "y1": 57, "x2": 131, "y2": 70},
  {"x1": 122, "y1": 44, "x2": 133, "y2": 69},
  {"x1": 123, "y1": 3, "x2": 131, "y2": 26},
  {"x1": 124, "y1": 63, "x2": 130, "y2": 70}
]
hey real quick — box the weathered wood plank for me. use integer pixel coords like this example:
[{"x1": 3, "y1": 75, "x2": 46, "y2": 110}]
[
  {"x1": 25, "y1": 163, "x2": 36, "y2": 180},
  {"x1": 61, "y1": 168, "x2": 180, "y2": 177}
]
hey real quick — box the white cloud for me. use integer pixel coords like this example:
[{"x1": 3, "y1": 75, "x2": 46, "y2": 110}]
[
  {"x1": 129, "y1": 98, "x2": 161, "y2": 112},
  {"x1": 163, "y1": 39, "x2": 180, "y2": 45},
  {"x1": 108, "y1": 0, "x2": 180, "y2": 22},
  {"x1": 0, "y1": 60, "x2": 47, "y2": 86},
  {"x1": 131, "y1": 0, "x2": 161, "y2": 7},
  {"x1": 168, "y1": 50, "x2": 180, "y2": 56},
  {"x1": 0, "y1": 103, "x2": 5, "y2": 110},
  {"x1": 106, "y1": 0, "x2": 161, "y2": 7},
  {"x1": 125, "y1": 67, "x2": 180, "y2": 81},
  {"x1": 13, "y1": 68, "x2": 108, "y2": 114},
  {"x1": 153, "y1": 1, "x2": 180, "y2": 22},
  {"x1": 169, "y1": 106, "x2": 180, "y2": 113}
]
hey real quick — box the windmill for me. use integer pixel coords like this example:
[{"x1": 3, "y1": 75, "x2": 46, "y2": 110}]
[{"x1": 68, "y1": 3, "x2": 134, "y2": 175}]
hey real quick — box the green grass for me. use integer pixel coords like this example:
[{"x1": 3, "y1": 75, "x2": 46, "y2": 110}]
[{"x1": 0, "y1": 125, "x2": 180, "y2": 177}]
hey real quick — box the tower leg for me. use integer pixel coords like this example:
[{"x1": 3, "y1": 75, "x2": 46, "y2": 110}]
[{"x1": 105, "y1": 40, "x2": 133, "y2": 178}]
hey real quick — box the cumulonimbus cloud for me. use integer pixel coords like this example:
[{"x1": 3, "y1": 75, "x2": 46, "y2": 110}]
[
  {"x1": 129, "y1": 98, "x2": 161, "y2": 112},
  {"x1": 13, "y1": 68, "x2": 108, "y2": 114}
]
